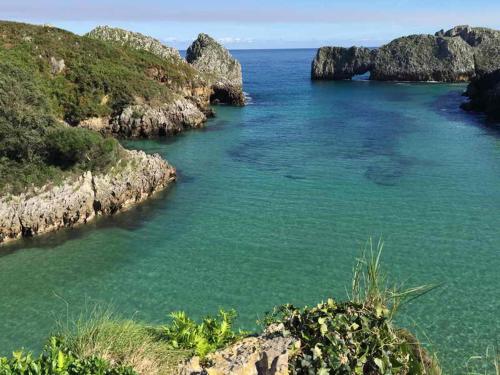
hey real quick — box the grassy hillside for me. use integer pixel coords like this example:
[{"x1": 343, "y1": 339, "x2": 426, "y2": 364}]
[{"x1": 0, "y1": 21, "x2": 204, "y2": 194}]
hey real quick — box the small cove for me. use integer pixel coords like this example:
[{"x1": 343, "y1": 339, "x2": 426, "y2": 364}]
[{"x1": 0, "y1": 49, "x2": 499, "y2": 373}]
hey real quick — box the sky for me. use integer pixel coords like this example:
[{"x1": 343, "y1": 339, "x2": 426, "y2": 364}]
[{"x1": 1, "y1": 0, "x2": 499, "y2": 49}]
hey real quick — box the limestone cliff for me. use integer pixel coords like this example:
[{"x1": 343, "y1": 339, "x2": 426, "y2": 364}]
[
  {"x1": 0, "y1": 150, "x2": 175, "y2": 244},
  {"x1": 186, "y1": 33, "x2": 245, "y2": 106}
]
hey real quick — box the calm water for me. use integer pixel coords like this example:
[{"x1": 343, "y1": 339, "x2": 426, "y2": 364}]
[{"x1": 1, "y1": 49, "x2": 499, "y2": 373}]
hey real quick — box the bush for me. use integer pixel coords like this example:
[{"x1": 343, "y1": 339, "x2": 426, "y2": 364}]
[
  {"x1": 263, "y1": 240, "x2": 440, "y2": 375},
  {"x1": 0, "y1": 336, "x2": 135, "y2": 375}
]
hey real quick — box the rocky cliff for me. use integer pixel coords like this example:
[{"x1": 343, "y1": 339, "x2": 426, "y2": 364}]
[
  {"x1": 311, "y1": 25, "x2": 499, "y2": 83},
  {"x1": 186, "y1": 33, "x2": 245, "y2": 106},
  {"x1": 0, "y1": 150, "x2": 175, "y2": 244},
  {"x1": 86, "y1": 26, "x2": 181, "y2": 61},
  {"x1": 462, "y1": 69, "x2": 500, "y2": 120}
]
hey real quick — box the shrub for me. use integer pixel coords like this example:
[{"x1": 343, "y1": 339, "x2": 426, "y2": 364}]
[{"x1": 263, "y1": 240, "x2": 440, "y2": 375}]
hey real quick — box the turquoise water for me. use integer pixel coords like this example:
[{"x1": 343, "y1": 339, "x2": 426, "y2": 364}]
[{"x1": 1, "y1": 49, "x2": 499, "y2": 373}]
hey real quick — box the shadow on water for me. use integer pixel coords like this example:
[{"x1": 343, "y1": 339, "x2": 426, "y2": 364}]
[
  {"x1": 0, "y1": 185, "x2": 177, "y2": 256},
  {"x1": 432, "y1": 89, "x2": 500, "y2": 136},
  {"x1": 326, "y1": 100, "x2": 427, "y2": 186}
]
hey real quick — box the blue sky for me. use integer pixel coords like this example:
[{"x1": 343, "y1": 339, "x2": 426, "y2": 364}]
[{"x1": 2, "y1": 0, "x2": 499, "y2": 49}]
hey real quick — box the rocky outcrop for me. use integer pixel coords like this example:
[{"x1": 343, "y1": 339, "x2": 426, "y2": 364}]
[
  {"x1": 0, "y1": 150, "x2": 175, "y2": 244},
  {"x1": 311, "y1": 47, "x2": 374, "y2": 80},
  {"x1": 371, "y1": 34, "x2": 475, "y2": 82},
  {"x1": 79, "y1": 98, "x2": 207, "y2": 138},
  {"x1": 179, "y1": 325, "x2": 295, "y2": 375},
  {"x1": 186, "y1": 33, "x2": 245, "y2": 106},
  {"x1": 462, "y1": 69, "x2": 500, "y2": 120},
  {"x1": 86, "y1": 26, "x2": 181, "y2": 61},
  {"x1": 312, "y1": 25, "x2": 499, "y2": 83}
]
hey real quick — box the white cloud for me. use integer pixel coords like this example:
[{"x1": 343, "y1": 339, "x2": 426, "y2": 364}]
[{"x1": 217, "y1": 37, "x2": 254, "y2": 44}]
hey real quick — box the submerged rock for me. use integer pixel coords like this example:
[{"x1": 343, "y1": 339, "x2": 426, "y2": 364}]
[
  {"x1": 0, "y1": 150, "x2": 175, "y2": 244},
  {"x1": 86, "y1": 25, "x2": 181, "y2": 61},
  {"x1": 311, "y1": 46, "x2": 374, "y2": 80},
  {"x1": 186, "y1": 33, "x2": 245, "y2": 106}
]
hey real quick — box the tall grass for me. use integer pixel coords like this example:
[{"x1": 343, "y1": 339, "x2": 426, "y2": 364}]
[{"x1": 57, "y1": 306, "x2": 191, "y2": 375}]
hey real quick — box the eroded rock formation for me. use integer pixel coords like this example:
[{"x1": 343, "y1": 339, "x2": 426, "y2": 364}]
[
  {"x1": 0, "y1": 150, "x2": 175, "y2": 244},
  {"x1": 311, "y1": 47, "x2": 374, "y2": 80},
  {"x1": 311, "y1": 25, "x2": 500, "y2": 83},
  {"x1": 186, "y1": 33, "x2": 245, "y2": 106}
]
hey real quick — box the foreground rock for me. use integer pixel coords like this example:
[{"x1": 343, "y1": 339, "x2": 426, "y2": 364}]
[
  {"x1": 312, "y1": 25, "x2": 499, "y2": 82},
  {"x1": 86, "y1": 26, "x2": 181, "y2": 61},
  {"x1": 0, "y1": 150, "x2": 175, "y2": 244},
  {"x1": 79, "y1": 98, "x2": 208, "y2": 137},
  {"x1": 179, "y1": 325, "x2": 295, "y2": 375},
  {"x1": 186, "y1": 33, "x2": 245, "y2": 106}
]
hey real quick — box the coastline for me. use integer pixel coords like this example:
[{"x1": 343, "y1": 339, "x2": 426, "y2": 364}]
[{"x1": 0, "y1": 150, "x2": 175, "y2": 245}]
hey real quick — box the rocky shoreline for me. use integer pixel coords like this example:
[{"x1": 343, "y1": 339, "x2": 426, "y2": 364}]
[
  {"x1": 0, "y1": 22, "x2": 246, "y2": 244},
  {"x1": 0, "y1": 150, "x2": 175, "y2": 244}
]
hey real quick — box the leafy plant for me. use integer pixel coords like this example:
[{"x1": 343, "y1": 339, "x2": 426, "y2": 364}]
[
  {"x1": 162, "y1": 309, "x2": 246, "y2": 358},
  {"x1": 0, "y1": 336, "x2": 136, "y2": 375}
]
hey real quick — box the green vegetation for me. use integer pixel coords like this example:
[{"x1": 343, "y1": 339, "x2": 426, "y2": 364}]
[
  {"x1": 0, "y1": 20, "x2": 203, "y2": 194},
  {"x1": 0, "y1": 336, "x2": 135, "y2": 374},
  {"x1": 162, "y1": 309, "x2": 247, "y2": 359},
  {"x1": 59, "y1": 309, "x2": 190, "y2": 375}
]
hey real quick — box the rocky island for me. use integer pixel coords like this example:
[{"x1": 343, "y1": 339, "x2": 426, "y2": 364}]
[
  {"x1": 0, "y1": 21, "x2": 244, "y2": 243},
  {"x1": 312, "y1": 25, "x2": 500, "y2": 120}
]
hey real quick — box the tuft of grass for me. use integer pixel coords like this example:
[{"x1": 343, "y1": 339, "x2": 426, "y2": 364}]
[
  {"x1": 58, "y1": 307, "x2": 191, "y2": 375},
  {"x1": 351, "y1": 238, "x2": 438, "y2": 320}
]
